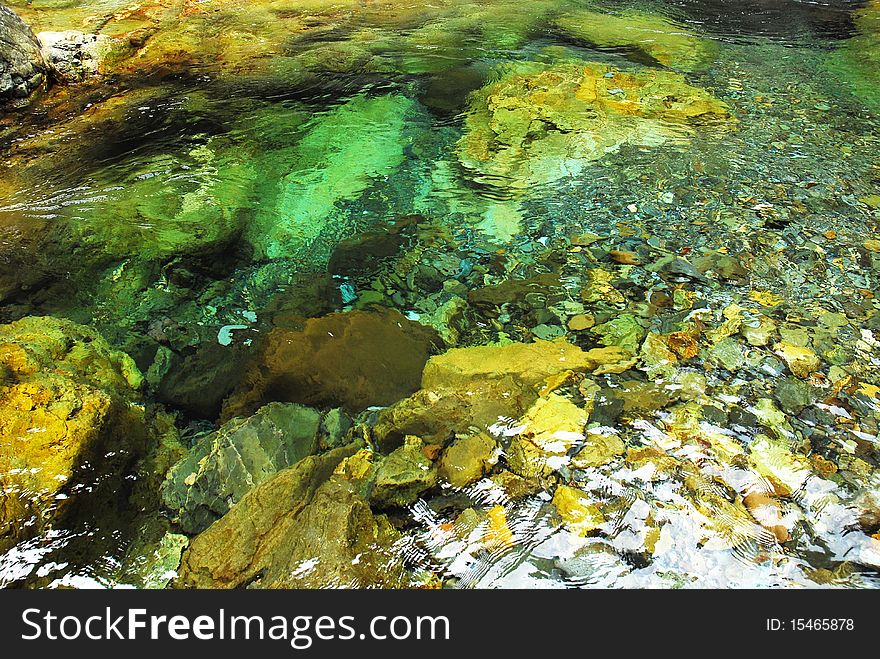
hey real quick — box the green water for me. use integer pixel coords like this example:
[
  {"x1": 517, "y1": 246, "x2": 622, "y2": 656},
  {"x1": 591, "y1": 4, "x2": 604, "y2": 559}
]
[{"x1": 0, "y1": 0, "x2": 879, "y2": 588}]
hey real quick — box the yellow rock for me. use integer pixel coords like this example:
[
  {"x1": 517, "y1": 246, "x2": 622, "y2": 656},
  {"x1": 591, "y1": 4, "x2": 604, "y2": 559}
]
[
  {"x1": 748, "y1": 290, "x2": 784, "y2": 307},
  {"x1": 0, "y1": 316, "x2": 151, "y2": 552},
  {"x1": 749, "y1": 435, "x2": 812, "y2": 497},
  {"x1": 581, "y1": 268, "x2": 624, "y2": 305},
  {"x1": 458, "y1": 60, "x2": 733, "y2": 189},
  {"x1": 571, "y1": 432, "x2": 625, "y2": 469},
  {"x1": 421, "y1": 339, "x2": 632, "y2": 390},
  {"x1": 567, "y1": 313, "x2": 596, "y2": 331},
  {"x1": 552, "y1": 485, "x2": 606, "y2": 536},
  {"x1": 554, "y1": 9, "x2": 717, "y2": 72},
  {"x1": 507, "y1": 394, "x2": 588, "y2": 478},
  {"x1": 774, "y1": 341, "x2": 821, "y2": 378},
  {"x1": 484, "y1": 504, "x2": 514, "y2": 550},
  {"x1": 865, "y1": 239, "x2": 880, "y2": 253},
  {"x1": 333, "y1": 448, "x2": 375, "y2": 482}
]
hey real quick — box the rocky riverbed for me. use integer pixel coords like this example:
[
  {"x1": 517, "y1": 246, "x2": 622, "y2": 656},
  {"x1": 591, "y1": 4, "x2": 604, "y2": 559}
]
[{"x1": 0, "y1": 0, "x2": 879, "y2": 589}]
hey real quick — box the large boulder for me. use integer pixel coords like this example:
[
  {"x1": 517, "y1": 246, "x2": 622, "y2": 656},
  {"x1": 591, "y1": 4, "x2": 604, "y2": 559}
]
[
  {"x1": 373, "y1": 339, "x2": 629, "y2": 452},
  {"x1": 223, "y1": 308, "x2": 441, "y2": 417},
  {"x1": 0, "y1": 4, "x2": 47, "y2": 110},
  {"x1": 0, "y1": 316, "x2": 151, "y2": 553},
  {"x1": 457, "y1": 60, "x2": 733, "y2": 189},
  {"x1": 176, "y1": 445, "x2": 411, "y2": 589},
  {"x1": 161, "y1": 402, "x2": 323, "y2": 534}
]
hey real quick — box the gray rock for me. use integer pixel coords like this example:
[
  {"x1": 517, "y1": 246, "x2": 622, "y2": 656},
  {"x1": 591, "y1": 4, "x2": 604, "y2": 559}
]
[
  {"x1": 773, "y1": 377, "x2": 814, "y2": 413},
  {"x1": 319, "y1": 407, "x2": 352, "y2": 450},
  {"x1": 38, "y1": 30, "x2": 111, "y2": 83},
  {"x1": 0, "y1": 4, "x2": 47, "y2": 110},
  {"x1": 161, "y1": 402, "x2": 322, "y2": 533}
]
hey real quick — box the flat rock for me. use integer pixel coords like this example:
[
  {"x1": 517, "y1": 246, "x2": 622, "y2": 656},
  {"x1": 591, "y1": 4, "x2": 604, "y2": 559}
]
[{"x1": 161, "y1": 402, "x2": 322, "y2": 534}]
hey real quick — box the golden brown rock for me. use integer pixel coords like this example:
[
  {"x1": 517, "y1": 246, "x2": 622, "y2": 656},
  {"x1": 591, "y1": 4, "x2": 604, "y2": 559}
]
[
  {"x1": 224, "y1": 308, "x2": 440, "y2": 418},
  {"x1": 421, "y1": 339, "x2": 631, "y2": 390},
  {"x1": 176, "y1": 445, "x2": 410, "y2": 589},
  {"x1": 0, "y1": 316, "x2": 150, "y2": 553},
  {"x1": 458, "y1": 60, "x2": 733, "y2": 189}
]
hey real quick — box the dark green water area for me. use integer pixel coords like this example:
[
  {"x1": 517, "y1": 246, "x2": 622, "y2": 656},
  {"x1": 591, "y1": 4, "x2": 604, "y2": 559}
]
[{"x1": 0, "y1": 0, "x2": 879, "y2": 588}]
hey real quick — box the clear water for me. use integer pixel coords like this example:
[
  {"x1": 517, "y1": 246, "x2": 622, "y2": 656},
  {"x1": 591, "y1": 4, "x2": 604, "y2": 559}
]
[{"x1": 1, "y1": 0, "x2": 879, "y2": 588}]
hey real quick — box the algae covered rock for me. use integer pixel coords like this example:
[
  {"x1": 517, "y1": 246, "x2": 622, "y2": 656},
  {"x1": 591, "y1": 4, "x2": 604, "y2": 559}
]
[
  {"x1": 369, "y1": 436, "x2": 439, "y2": 508},
  {"x1": 225, "y1": 308, "x2": 440, "y2": 417},
  {"x1": 176, "y1": 445, "x2": 410, "y2": 589},
  {"x1": 439, "y1": 433, "x2": 498, "y2": 488},
  {"x1": 554, "y1": 9, "x2": 717, "y2": 72},
  {"x1": 161, "y1": 402, "x2": 322, "y2": 534},
  {"x1": 0, "y1": 4, "x2": 47, "y2": 110},
  {"x1": 457, "y1": 60, "x2": 733, "y2": 189},
  {"x1": 0, "y1": 316, "x2": 149, "y2": 552}
]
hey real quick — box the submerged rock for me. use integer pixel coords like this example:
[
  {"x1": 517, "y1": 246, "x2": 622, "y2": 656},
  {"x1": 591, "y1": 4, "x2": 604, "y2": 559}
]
[
  {"x1": 554, "y1": 9, "x2": 717, "y2": 72},
  {"x1": 457, "y1": 60, "x2": 733, "y2": 189},
  {"x1": 552, "y1": 484, "x2": 606, "y2": 537},
  {"x1": 422, "y1": 338, "x2": 631, "y2": 390},
  {"x1": 225, "y1": 308, "x2": 440, "y2": 417},
  {"x1": 373, "y1": 376, "x2": 537, "y2": 452},
  {"x1": 439, "y1": 433, "x2": 498, "y2": 488},
  {"x1": 369, "y1": 436, "x2": 439, "y2": 508},
  {"x1": 374, "y1": 339, "x2": 628, "y2": 452},
  {"x1": 245, "y1": 94, "x2": 417, "y2": 260},
  {"x1": 176, "y1": 445, "x2": 410, "y2": 589},
  {"x1": 161, "y1": 402, "x2": 322, "y2": 534},
  {"x1": 0, "y1": 4, "x2": 47, "y2": 110},
  {"x1": 0, "y1": 316, "x2": 150, "y2": 553},
  {"x1": 508, "y1": 394, "x2": 588, "y2": 478}
]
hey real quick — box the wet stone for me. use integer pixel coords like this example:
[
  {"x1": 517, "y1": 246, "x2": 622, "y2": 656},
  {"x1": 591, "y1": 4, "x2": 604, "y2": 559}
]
[{"x1": 162, "y1": 402, "x2": 323, "y2": 534}]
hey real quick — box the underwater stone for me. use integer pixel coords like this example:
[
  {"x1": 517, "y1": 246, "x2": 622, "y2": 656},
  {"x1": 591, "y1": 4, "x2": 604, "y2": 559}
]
[
  {"x1": 439, "y1": 433, "x2": 498, "y2": 488},
  {"x1": 0, "y1": 316, "x2": 151, "y2": 553},
  {"x1": 372, "y1": 375, "x2": 538, "y2": 453},
  {"x1": 571, "y1": 432, "x2": 625, "y2": 469},
  {"x1": 552, "y1": 485, "x2": 606, "y2": 537},
  {"x1": 245, "y1": 94, "x2": 416, "y2": 260},
  {"x1": 774, "y1": 341, "x2": 821, "y2": 379},
  {"x1": 161, "y1": 402, "x2": 322, "y2": 534},
  {"x1": 156, "y1": 340, "x2": 252, "y2": 422},
  {"x1": 508, "y1": 394, "x2": 588, "y2": 479},
  {"x1": 176, "y1": 444, "x2": 410, "y2": 589},
  {"x1": 591, "y1": 313, "x2": 646, "y2": 355},
  {"x1": 225, "y1": 308, "x2": 440, "y2": 417},
  {"x1": 0, "y1": 4, "x2": 47, "y2": 110},
  {"x1": 707, "y1": 336, "x2": 746, "y2": 372},
  {"x1": 369, "y1": 437, "x2": 439, "y2": 509},
  {"x1": 422, "y1": 339, "x2": 632, "y2": 391},
  {"x1": 554, "y1": 9, "x2": 717, "y2": 72},
  {"x1": 774, "y1": 377, "x2": 815, "y2": 414},
  {"x1": 457, "y1": 60, "x2": 733, "y2": 189}
]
